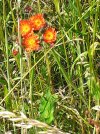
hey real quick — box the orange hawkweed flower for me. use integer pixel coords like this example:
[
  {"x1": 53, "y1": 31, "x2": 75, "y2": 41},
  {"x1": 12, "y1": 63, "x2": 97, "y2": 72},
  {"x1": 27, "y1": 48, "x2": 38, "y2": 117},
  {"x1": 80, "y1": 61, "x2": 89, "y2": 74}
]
[
  {"x1": 22, "y1": 34, "x2": 40, "y2": 52},
  {"x1": 29, "y1": 14, "x2": 46, "y2": 31},
  {"x1": 12, "y1": 49, "x2": 19, "y2": 56},
  {"x1": 20, "y1": 20, "x2": 32, "y2": 37},
  {"x1": 43, "y1": 28, "x2": 57, "y2": 44}
]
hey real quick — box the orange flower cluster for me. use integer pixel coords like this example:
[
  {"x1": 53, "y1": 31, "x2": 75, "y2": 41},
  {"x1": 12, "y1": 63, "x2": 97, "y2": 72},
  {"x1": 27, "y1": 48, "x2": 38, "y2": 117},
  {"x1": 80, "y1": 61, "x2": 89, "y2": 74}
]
[{"x1": 19, "y1": 14, "x2": 57, "y2": 52}]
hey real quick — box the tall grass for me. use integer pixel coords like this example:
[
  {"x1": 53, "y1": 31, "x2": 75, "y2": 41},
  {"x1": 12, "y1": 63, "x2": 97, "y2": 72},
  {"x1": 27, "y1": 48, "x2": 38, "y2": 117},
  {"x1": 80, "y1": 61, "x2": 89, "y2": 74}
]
[{"x1": 0, "y1": 0, "x2": 100, "y2": 134}]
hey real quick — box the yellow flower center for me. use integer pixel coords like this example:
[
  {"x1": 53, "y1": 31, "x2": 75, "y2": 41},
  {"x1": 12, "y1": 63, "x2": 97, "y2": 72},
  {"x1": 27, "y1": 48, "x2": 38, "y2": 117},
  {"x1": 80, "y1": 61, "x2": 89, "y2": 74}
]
[
  {"x1": 46, "y1": 32, "x2": 53, "y2": 40},
  {"x1": 22, "y1": 25, "x2": 30, "y2": 33},
  {"x1": 35, "y1": 19, "x2": 42, "y2": 26},
  {"x1": 28, "y1": 38, "x2": 35, "y2": 47}
]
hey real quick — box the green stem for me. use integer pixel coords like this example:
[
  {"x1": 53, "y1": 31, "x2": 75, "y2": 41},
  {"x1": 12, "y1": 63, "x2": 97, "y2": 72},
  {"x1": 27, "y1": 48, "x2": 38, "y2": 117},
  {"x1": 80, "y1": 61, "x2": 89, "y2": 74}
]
[
  {"x1": 53, "y1": 0, "x2": 60, "y2": 15},
  {"x1": 17, "y1": 0, "x2": 24, "y2": 115},
  {"x1": 28, "y1": 53, "x2": 33, "y2": 117},
  {"x1": 3, "y1": 0, "x2": 11, "y2": 92},
  {"x1": 44, "y1": 45, "x2": 53, "y2": 92},
  {"x1": 7, "y1": 0, "x2": 16, "y2": 27},
  {"x1": 4, "y1": 25, "x2": 11, "y2": 92},
  {"x1": 93, "y1": 1, "x2": 100, "y2": 133},
  {"x1": 3, "y1": 0, "x2": 12, "y2": 110},
  {"x1": 76, "y1": 0, "x2": 86, "y2": 33},
  {"x1": 38, "y1": 0, "x2": 41, "y2": 13}
]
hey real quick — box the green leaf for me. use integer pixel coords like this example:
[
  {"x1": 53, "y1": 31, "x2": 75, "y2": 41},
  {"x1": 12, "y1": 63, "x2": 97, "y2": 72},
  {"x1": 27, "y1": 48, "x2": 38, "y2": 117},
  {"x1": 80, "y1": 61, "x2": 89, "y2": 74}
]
[
  {"x1": 39, "y1": 89, "x2": 58, "y2": 124},
  {"x1": 4, "y1": 85, "x2": 12, "y2": 110}
]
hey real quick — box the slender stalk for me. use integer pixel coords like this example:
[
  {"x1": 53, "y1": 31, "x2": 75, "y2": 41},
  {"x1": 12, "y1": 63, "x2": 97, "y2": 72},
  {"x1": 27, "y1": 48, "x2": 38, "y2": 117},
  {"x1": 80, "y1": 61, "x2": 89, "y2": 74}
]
[
  {"x1": 3, "y1": 0, "x2": 11, "y2": 92},
  {"x1": 4, "y1": 22, "x2": 11, "y2": 92},
  {"x1": 76, "y1": 0, "x2": 86, "y2": 33},
  {"x1": 44, "y1": 44, "x2": 53, "y2": 92},
  {"x1": 17, "y1": 0, "x2": 24, "y2": 108},
  {"x1": 93, "y1": 1, "x2": 100, "y2": 134},
  {"x1": 3, "y1": 0, "x2": 12, "y2": 112},
  {"x1": 53, "y1": 0, "x2": 60, "y2": 15},
  {"x1": 7, "y1": 0, "x2": 16, "y2": 27},
  {"x1": 27, "y1": 53, "x2": 33, "y2": 117},
  {"x1": 37, "y1": 0, "x2": 41, "y2": 13},
  {"x1": 17, "y1": 1, "x2": 24, "y2": 133}
]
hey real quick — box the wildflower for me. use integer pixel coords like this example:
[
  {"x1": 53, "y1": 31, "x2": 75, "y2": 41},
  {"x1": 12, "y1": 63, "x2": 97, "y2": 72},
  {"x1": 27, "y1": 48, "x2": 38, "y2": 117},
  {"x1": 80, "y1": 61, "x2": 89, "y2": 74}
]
[
  {"x1": 22, "y1": 34, "x2": 40, "y2": 52},
  {"x1": 43, "y1": 28, "x2": 57, "y2": 44},
  {"x1": 29, "y1": 14, "x2": 46, "y2": 31},
  {"x1": 12, "y1": 49, "x2": 19, "y2": 56},
  {"x1": 20, "y1": 20, "x2": 32, "y2": 37}
]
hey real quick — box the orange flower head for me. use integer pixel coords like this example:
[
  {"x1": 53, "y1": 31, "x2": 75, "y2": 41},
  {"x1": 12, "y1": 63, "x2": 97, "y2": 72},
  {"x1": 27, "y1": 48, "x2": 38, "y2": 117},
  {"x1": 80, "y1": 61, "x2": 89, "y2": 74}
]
[
  {"x1": 22, "y1": 34, "x2": 40, "y2": 52},
  {"x1": 20, "y1": 20, "x2": 32, "y2": 37},
  {"x1": 43, "y1": 28, "x2": 57, "y2": 44},
  {"x1": 12, "y1": 49, "x2": 19, "y2": 56},
  {"x1": 29, "y1": 14, "x2": 46, "y2": 31}
]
